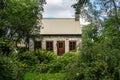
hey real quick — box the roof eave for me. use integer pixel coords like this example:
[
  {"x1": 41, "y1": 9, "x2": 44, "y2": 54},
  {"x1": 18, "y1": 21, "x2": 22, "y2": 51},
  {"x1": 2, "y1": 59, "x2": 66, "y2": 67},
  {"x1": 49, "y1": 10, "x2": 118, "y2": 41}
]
[{"x1": 40, "y1": 34, "x2": 82, "y2": 36}]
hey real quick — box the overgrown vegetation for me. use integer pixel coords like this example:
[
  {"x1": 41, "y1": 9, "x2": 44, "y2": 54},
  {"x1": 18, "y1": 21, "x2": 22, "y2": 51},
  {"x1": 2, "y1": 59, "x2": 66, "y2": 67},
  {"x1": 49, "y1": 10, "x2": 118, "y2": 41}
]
[
  {"x1": 65, "y1": 0, "x2": 120, "y2": 80},
  {"x1": 18, "y1": 50, "x2": 57, "y2": 73},
  {"x1": 0, "y1": 0, "x2": 45, "y2": 54},
  {"x1": 1, "y1": 0, "x2": 120, "y2": 80},
  {"x1": 0, "y1": 50, "x2": 78, "y2": 80},
  {"x1": 0, "y1": 54, "x2": 24, "y2": 80},
  {"x1": 65, "y1": 24, "x2": 120, "y2": 80},
  {"x1": 24, "y1": 73, "x2": 65, "y2": 80},
  {"x1": 18, "y1": 50, "x2": 78, "y2": 73}
]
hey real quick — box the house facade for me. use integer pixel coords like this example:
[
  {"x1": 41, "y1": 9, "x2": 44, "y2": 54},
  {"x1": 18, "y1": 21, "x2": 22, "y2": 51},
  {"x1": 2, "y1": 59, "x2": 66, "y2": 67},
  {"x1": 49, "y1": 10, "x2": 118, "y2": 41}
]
[{"x1": 30, "y1": 14, "x2": 82, "y2": 55}]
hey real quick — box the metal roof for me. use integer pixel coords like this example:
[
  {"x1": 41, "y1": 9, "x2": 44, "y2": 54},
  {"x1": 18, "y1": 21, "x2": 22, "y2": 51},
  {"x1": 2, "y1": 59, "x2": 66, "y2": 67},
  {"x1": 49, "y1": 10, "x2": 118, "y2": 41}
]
[{"x1": 40, "y1": 18, "x2": 82, "y2": 35}]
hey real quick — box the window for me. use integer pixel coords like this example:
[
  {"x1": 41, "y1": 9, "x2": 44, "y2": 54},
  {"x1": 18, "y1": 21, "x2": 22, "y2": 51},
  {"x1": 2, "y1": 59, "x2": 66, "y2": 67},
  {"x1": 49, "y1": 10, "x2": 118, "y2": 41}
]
[
  {"x1": 34, "y1": 41, "x2": 41, "y2": 50},
  {"x1": 46, "y1": 41, "x2": 53, "y2": 51},
  {"x1": 69, "y1": 41, "x2": 76, "y2": 51},
  {"x1": 59, "y1": 42, "x2": 63, "y2": 48}
]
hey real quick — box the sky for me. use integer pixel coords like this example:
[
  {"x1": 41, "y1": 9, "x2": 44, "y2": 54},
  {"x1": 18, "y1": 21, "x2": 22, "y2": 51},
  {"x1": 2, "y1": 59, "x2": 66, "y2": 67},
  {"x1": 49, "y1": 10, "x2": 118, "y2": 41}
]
[
  {"x1": 43, "y1": 0, "x2": 89, "y2": 25},
  {"x1": 43, "y1": 0, "x2": 76, "y2": 18}
]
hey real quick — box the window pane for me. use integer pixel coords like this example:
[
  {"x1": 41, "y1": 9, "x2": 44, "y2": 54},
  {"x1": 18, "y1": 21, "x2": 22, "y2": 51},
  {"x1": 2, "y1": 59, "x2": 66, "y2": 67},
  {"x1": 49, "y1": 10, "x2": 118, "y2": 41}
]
[
  {"x1": 69, "y1": 41, "x2": 76, "y2": 51},
  {"x1": 59, "y1": 42, "x2": 63, "y2": 48},
  {"x1": 46, "y1": 41, "x2": 53, "y2": 51}
]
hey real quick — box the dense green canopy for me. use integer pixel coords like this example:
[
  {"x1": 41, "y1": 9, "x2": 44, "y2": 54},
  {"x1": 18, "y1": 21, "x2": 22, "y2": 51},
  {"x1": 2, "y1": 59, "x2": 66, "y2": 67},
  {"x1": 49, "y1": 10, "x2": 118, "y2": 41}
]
[
  {"x1": 65, "y1": 0, "x2": 120, "y2": 80},
  {"x1": 0, "y1": 0, "x2": 45, "y2": 54}
]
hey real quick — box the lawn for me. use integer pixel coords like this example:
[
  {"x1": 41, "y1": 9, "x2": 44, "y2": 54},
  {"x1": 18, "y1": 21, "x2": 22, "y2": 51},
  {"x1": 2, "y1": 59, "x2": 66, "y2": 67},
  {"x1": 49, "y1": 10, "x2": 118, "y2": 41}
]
[{"x1": 24, "y1": 72, "x2": 65, "y2": 80}]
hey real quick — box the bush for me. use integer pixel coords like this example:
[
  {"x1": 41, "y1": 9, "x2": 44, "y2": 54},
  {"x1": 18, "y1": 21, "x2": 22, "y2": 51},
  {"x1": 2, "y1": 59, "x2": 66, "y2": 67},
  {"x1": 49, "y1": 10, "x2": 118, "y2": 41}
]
[
  {"x1": 0, "y1": 54, "x2": 24, "y2": 80},
  {"x1": 34, "y1": 63, "x2": 48, "y2": 73},
  {"x1": 18, "y1": 50, "x2": 39, "y2": 66},
  {"x1": 65, "y1": 19, "x2": 120, "y2": 80},
  {"x1": 48, "y1": 52, "x2": 78, "y2": 73},
  {"x1": 48, "y1": 59, "x2": 63, "y2": 73},
  {"x1": 18, "y1": 50, "x2": 57, "y2": 73},
  {"x1": 18, "y1": 50, "x2": 78, "y2": 73},
  {"x1": 34, "y1": 50, "x2": 57, "y2": 64},
  {"x1": 65, "y1": 45, "x2": 120, "y2": 80}
]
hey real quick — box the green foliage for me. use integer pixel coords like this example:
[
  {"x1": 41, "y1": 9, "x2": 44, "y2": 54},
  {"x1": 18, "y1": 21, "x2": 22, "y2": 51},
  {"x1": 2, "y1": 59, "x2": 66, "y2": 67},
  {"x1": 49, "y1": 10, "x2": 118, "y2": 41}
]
[
  {"x1": 24, "y1": 73, "x2": 65, "y2": 80},
  {"x1": 18, "y1": 50, "x2": 56, "y2": 65},
  {"x1": 18, "y1": 50, "x2": 78, "y2": 73},
  {"x1": 18, "y1": 50, "x2": 57, "y2": 73},
  {"x1": 33, "y1": 63, "x2": 48, "y2": 73},
  {"x1": 66, "y1": 47, "x2": 120, "y2": 80},
  {"x1": 72, "y1": 0, "x2": 90, "y2": 13},
  {"x1": 48, "y1": 52, "x2": 78, "y2": 73},
  {"x1": 33, "y1": 50, "x2": 57, "y2": 73},
  {"x1": 0, "y1": 37, "x2": 14, "y2": 55},
  {"x1": 103, "y1": 16, "x2": 120, "y2": 50},
  {"x1": 18, "y1": 51, "x2": 39, "y2": 66},
  {"x1": 0, "y1": 49, "x2": 78, "y2": 79},
  {"x1": 0, "y1": 54, "x2": 24, "y2": 80},
  {"x1": 0, "y1": 0, "x2": 45, "y2": 52},
  {"x1": 65, "y1": 21, "x2": 120, "y2": 80},
  {"x1": 34, "y1": 50, "x2": 57, "y2": 64}
]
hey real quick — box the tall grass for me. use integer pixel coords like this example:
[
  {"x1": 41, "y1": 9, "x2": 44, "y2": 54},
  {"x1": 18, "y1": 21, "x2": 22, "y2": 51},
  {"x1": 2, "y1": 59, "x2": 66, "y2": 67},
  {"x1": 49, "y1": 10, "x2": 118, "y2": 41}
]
[{"x1": 24, "y1": 73, "x2": 65, "y2": 80}]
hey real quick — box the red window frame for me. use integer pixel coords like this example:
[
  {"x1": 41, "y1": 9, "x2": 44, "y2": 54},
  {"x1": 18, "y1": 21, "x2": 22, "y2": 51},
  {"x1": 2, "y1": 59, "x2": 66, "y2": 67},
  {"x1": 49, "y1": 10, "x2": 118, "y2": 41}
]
[
  {"x1": 46, "y1": 41, "x2": 53, "y2": 51},
  {"x1": 69, "y1": 41, "x2": 76, "y2": 51}
]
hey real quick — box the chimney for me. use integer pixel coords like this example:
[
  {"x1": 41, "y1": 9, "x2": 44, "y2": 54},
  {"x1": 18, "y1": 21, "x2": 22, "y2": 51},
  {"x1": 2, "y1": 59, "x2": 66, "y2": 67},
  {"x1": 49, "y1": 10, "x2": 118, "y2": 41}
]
[{"x1": 75, "y1": 12, "x2": 80, "y2": 21}]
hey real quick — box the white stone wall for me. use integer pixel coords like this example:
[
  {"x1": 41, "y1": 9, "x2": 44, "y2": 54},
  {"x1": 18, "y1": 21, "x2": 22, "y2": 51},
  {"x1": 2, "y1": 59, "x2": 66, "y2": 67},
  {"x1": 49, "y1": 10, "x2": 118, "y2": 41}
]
[{"x1": 30, "y1": 36, "x2": 82, "y2": 54}]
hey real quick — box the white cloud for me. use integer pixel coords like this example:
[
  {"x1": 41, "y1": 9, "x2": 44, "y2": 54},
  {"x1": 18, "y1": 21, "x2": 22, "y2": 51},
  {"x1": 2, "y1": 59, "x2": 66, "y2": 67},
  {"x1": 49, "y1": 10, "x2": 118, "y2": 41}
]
[
  {"x1": 43, "y1": 0, "x2": 76, "y2": 18},
  {"x1": 43, "y1": 0, "x2": 89, "y2": 25},
  {"x1": 46, "y1": 0, "x2": 63, "y2": 5}
]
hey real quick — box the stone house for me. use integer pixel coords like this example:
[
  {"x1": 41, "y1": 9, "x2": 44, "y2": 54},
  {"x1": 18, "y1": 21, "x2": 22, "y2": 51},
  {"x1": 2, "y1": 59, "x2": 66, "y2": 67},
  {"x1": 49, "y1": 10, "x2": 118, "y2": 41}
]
[{"x1": 30, "y1": 14, "x2": 82, "y2": 55}]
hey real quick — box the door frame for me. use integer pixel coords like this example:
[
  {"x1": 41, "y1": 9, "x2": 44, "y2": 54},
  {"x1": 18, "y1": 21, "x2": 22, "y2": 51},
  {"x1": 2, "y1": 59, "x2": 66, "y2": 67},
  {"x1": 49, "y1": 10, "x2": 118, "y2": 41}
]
[{"x1": 57, "y1": 41, "x2": 65, "y2": 56}]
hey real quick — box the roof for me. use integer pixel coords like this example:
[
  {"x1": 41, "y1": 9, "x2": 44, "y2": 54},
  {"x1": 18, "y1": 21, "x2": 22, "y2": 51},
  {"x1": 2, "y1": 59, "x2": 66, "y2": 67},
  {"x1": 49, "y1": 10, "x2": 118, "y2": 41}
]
[{"x1": 40, "y1": 18, "x2": 82, "y2": 35}]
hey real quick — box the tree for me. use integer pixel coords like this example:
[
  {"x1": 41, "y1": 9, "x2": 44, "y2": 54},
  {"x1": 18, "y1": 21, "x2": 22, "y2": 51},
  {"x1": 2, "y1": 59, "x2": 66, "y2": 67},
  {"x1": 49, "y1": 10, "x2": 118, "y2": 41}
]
[
  {"x1": 72, "y1": 0, "x2": 120, "y2": 51},
  {"x1": 0, "y1": 0, "x2": 46, "y2": 54},
  {"x1": 72, "y1": 0, "x2": 90, "y2": 13},
  {"x1": 65, "y1": 0, "x2": 120, "y2": 80}
]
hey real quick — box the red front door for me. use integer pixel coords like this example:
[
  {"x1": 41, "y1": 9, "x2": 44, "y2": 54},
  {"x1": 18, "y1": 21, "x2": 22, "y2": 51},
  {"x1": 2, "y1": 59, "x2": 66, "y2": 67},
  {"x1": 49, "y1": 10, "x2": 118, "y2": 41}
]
[{"x1": 57, "y1": 41, "x2": 65, "y2": 56}]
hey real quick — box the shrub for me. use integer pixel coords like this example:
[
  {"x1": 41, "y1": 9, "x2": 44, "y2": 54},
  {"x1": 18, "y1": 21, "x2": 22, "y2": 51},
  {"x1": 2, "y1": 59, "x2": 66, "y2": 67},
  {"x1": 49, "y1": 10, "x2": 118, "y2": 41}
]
[
  {"x1": 48, "y1": 59, "x2": 63, "y2": 73},
  {"x1": 0, "y1": 54, "x2": 24, "y2": 80},
  {"x1": 34, "y1": 50, "x2": 57, "y2": 64},
  {"x1": 48, "y1": 52, "x2": 78, "y2": 73},
  {"x1": 18, "y1": 50, "x2": 39, "y2": 66},
  {"x1": 18, "y1": 50, "x2": 78, "y2": 73},
  {"x1": 65, "y1": 45, "x2": 120, "y2": 80},
  {"x1": 60, "y1": 52, "x2": 78, "y2": 66},
  {"x1": 18, "y1": 50, "x2": 56, "y2": 64},
  {"x1": 18, "y1": 50, "x2": 57, "y2": 73},
  {"x1": 33, "y1": 63, "x2": 48, "y2": 73}
]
